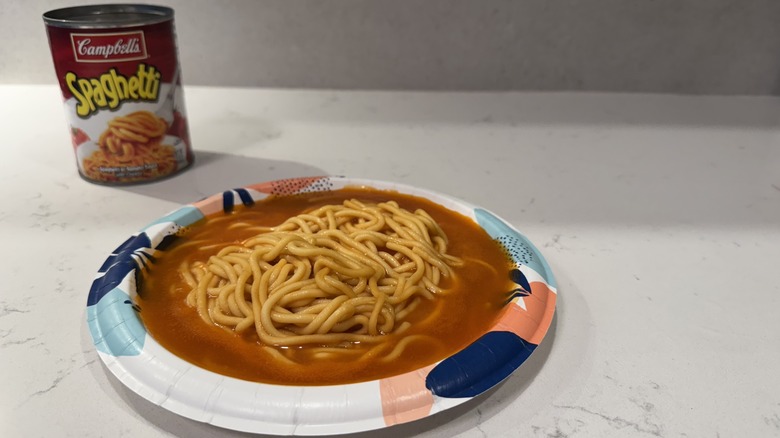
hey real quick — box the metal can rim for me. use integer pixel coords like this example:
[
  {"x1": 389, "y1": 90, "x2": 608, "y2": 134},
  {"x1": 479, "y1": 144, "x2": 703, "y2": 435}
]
[{"x1": 43, "y1": 4, "x2": 173, "y2": 29}]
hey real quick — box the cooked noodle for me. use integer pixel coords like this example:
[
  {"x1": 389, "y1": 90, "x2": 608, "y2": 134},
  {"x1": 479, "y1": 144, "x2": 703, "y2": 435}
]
[
  {"x1": 82, "y1": 110, "x2": 177, "y2": 182},
  {"x1": 98, "y1": 110, "x2": 167, "y2": 157},
  {"x1": 180, "y1": 199, "x2": 463, "y2": 357}
]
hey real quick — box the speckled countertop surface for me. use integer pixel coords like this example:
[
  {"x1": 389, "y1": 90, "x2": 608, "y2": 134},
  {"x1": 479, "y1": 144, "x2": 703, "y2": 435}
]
[{"x1": 1, "y1": 85, "x2": 779, "y2": 437}]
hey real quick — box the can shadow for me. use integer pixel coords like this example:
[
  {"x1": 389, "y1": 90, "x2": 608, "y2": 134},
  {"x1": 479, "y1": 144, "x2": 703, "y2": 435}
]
[{"x1": 115, "y1": 150, "x2": 328, "y2": 204}]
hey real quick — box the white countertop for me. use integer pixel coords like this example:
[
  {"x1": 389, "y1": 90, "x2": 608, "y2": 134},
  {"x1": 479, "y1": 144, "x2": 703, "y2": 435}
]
[{"x1": 1, "y1": 85, "x2": 779, "y2": 437}]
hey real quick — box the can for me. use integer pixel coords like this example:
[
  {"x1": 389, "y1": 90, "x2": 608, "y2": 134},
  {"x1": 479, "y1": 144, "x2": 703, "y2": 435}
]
[{"x1": 43, "y1": 4, "x2": 193, "y2": 185}]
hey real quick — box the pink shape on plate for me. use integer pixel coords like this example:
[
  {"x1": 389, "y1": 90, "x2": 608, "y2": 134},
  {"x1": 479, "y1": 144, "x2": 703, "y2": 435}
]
[
  {"x1": 191, "y1": 194, "x2": 224, "y2": 217},
  {"x1": 380, "y1": 364, "x2": 436, "y2": 426},
  {"x1": 248, "y1": 176, "x2": 328, "y2": 195}
]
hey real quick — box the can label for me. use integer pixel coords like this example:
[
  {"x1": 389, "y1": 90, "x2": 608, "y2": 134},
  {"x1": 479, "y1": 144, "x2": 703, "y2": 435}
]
[
  {"x1": 71, "y1": 31, "x2": 148, "y2": 63},
  {"x1": 45, "y1": 16, "x2": 192, "y2": 184}
]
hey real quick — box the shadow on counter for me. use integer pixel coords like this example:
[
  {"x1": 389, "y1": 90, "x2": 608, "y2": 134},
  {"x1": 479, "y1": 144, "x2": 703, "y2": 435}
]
[{"x1": 115, "y1": 151, "x2": 328, "y2": 205}]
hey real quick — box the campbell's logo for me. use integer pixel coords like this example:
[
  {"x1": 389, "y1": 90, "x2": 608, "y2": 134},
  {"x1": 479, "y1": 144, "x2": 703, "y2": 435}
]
[{"x1": 71, "y1": 31, "x2": 148, "y2": 63}]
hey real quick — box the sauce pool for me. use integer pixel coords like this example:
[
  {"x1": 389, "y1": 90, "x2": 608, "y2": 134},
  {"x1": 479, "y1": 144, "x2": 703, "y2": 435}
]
[{"x1": 138, "y1": 188, "x2": 513, "y2": 385}]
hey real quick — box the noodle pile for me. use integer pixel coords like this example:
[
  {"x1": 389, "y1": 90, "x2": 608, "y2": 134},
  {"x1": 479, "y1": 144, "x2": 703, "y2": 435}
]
[
  {"x1": 180, "y1": 199, "x2": 463, "y2": 357},
  {"x1": 82, "y1": 110, "x2": 177, "y2": 182}
]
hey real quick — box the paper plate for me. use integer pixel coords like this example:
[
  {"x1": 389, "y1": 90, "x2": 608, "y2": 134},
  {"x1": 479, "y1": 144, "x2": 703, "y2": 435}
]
[{"x1": 86, "y1": 176, "x2": 557, "y2": 435}]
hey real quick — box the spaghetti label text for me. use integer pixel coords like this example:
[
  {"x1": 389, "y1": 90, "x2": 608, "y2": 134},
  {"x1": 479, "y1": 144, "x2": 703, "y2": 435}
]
[{"x1": 65, "y1": 63, "x2": 161, "y2": 118}]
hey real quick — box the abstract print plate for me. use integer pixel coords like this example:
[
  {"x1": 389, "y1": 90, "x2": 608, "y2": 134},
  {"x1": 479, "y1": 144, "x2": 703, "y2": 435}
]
[{"x1": 86, "y1": 176, "x2": 557, "y2": 435}]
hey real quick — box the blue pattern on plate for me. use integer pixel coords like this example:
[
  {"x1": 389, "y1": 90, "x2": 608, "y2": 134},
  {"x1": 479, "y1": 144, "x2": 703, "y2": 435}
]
[
  {"x1": 87, "y1": 208, "x2": 199, "y2": 358},
  {"x1": 235, "y1": 188, "x2": 255, "y2": 207},
  {"x1": 425, "y1": 208, "x2": 553, "y2": 399},
  {"x1": 143, "y1": 206, "x2": 204, "y2": 229},
  {"x1": 86, "y1": 287, "x2": 145, "y2": 356},
  {"x1": 425, "y1": 331, "x2": 537, "y2": 398},
  {"x1": 223, "y1": 190, "x2": 235, "y2": 213},
  {"x1": 88, "y1": 232, "x2": 151, "y2": 306},
  {"x1": 222, "y1": 189, "x2": 258, "y2": 213},
  {"x1": 474, "y1": 208, "x2": 557, "y2": 288}
]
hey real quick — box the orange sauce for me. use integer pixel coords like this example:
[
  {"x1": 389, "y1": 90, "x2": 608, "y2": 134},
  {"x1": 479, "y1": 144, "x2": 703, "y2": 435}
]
[{"x1": 138, "y1": 188, "x2": 513, "y2": 385}]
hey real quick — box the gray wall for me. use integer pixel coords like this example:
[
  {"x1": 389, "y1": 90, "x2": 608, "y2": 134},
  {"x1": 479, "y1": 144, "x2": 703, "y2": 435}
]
[{"x1": 4, "y1": 0, "x2": 780, "y2": 94}]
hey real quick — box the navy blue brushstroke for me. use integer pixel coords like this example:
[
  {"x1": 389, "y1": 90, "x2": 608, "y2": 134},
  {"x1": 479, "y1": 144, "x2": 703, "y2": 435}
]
[
  {"x1": 505, "y1": 290, "x2": 530, "y2": 305},
  {"x1": 88, "y1": 233, "x2": 151, "y2": 306},
  {"x1": 425, "y1": 331, "x2": 537, "y2": 398},
  {"x1": 235, "y1": 188, "x2": 255, "y2": 207},
  {"x1": 154, "y1": 233, "x2": 179, "y2": 251},
  {"x1": 222, "y1": 190, "x2": 235, "y2": 213},
  {"x1": 124, "y1": 299, "x2": 142, "y2": 313},
  {"x1": 506, "y1": 268, "x2": 532, "y2": 304},
  {"x1": 510, "y1": 268, "x2": 532, "y2": 294}
]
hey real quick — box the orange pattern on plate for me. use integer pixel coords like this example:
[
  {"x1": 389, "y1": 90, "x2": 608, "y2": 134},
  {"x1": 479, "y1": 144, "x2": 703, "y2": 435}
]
[{"x1": 492, "y1": 281, "x2": 556, "y2": 345}]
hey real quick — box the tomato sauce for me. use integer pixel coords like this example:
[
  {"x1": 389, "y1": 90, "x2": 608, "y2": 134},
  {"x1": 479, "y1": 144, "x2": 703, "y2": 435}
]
[{"x1": 138, "y1": 188, "x2": 513, "y2": 385}]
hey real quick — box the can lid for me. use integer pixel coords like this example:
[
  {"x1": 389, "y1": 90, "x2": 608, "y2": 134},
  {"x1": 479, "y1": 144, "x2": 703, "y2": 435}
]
[{"x1": 43, "y1": 4, "x2": 173, "y2": 29}]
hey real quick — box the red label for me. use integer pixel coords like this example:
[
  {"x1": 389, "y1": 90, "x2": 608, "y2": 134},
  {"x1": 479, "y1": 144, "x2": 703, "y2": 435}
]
[
  {"x1": 71, "y1": 31, "x2": 148, "y2": 63},
  {"x1": 46, "y1": 22, "x2": 178, "y2": 99},
  {"x1": 45, "y1": 18, "x2": 193, "y2": 184}
]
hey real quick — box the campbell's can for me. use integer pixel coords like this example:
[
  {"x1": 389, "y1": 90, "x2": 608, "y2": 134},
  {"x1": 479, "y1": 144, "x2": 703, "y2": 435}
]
[{"x1": 43, "y1": 4, "x2": 193, "y2": 185}]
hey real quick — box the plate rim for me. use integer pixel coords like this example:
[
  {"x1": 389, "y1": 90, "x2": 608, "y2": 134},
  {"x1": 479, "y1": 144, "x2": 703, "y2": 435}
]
[{"x1": 86, "y1": 175, "x2": 557, "y2": 435}]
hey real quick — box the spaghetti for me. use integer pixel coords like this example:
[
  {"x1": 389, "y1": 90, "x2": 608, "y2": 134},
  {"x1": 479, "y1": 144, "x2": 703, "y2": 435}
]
[
  {"x1": 81, "y1": 110, "x2": 177, "y2": 183},
  {"x1": 180, "y1": 199, "x2": 463, "y2": 357},
  {"x1": 98, "y1": 110, "x2": 168, "y2": 157}
]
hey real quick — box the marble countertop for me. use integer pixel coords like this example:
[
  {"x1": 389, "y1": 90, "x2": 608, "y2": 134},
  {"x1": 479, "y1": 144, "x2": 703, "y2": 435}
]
[{"x1": 1, "y1": 85, "x2": 779, "y2": 437}]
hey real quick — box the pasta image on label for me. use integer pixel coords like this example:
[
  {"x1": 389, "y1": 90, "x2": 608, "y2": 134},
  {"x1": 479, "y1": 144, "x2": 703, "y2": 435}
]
[
  {"x1": 82, "y1": 111, "x2": 178, "y2": 182},
  {"x1": 44, "y1": 5, "x2": 193, "y2": 184}
]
